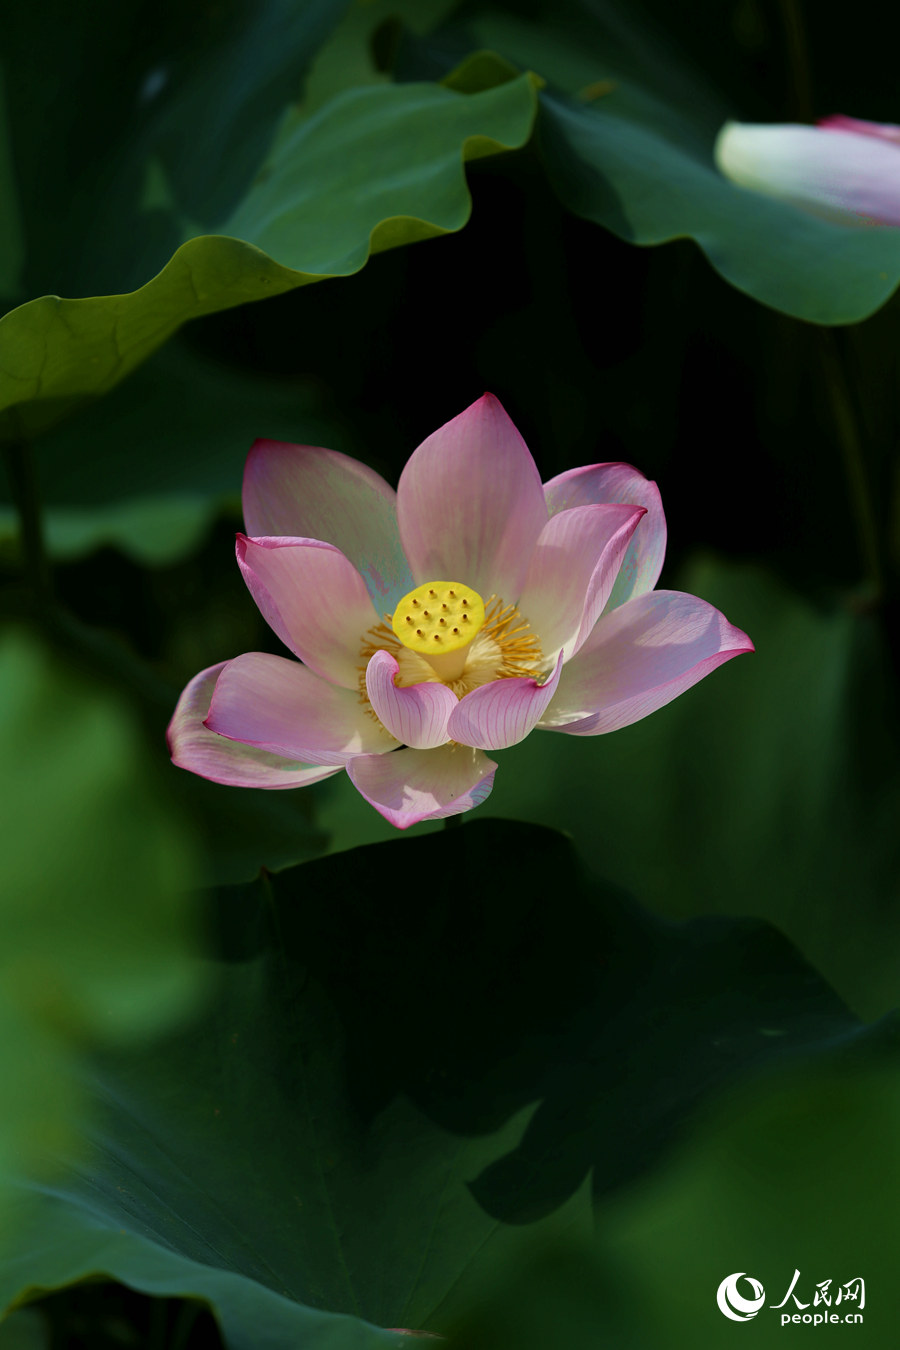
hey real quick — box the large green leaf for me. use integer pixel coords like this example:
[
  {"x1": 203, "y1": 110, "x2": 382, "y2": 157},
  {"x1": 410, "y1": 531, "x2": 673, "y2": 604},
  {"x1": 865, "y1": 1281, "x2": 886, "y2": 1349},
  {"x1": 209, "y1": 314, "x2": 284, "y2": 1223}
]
[
  {"x1": 0, "y1": 74, "x2": 536, "y2": 443},
  {"x1": 1, "y1": 823, "x2": 889, "y2": 1343},
  {"x1": 0, "y1": 1198, "x2": 401, "y2": 1350},
  {"x1": 463, "y1": 7, "x2": 900, "y2": 323},
  {"x1": 0, "y1": 632, "x2": 204, "y2": 1207}
]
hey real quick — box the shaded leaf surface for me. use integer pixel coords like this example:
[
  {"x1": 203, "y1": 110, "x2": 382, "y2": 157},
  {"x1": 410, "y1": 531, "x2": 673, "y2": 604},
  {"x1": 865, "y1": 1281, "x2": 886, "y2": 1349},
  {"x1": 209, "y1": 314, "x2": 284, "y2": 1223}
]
[
  {"x1": 0, "y1": 1201, "x2": 400, "y2": 1350},
  {"x1": 1, "y1": 823, "x2": 888, "y2": 1340},
  {"x1": 443, "y1": 1054, "x2": 900, "y2": 1348}
]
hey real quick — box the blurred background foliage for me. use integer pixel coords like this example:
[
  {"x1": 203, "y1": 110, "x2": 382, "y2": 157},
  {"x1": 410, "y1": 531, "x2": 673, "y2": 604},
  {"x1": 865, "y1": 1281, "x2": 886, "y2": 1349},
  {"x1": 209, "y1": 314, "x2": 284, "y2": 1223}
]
[{"x1": 1, "y1": 0, "x2": 898, "y2": 1345}]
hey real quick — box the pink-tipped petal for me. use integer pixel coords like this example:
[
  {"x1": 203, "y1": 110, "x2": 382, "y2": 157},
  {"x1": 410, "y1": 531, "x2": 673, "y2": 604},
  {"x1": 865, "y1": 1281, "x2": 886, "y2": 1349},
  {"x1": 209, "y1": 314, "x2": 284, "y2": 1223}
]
[
  {"x1": 242, "y1": 439, "x2": 413, "y2": 609},
  {"x1": 448, "y1": 651, "x2": 564, "y2": 750},
  {"x1": 347, "y1": 744, "x2": 497, "y2": 829},
  {"x1": 205, "y1": 652, "x2": 396, "y2": 764},
  {"x1": 714, "y1": 119, "x2": 900, "y2": 226},
  {"x1": 397, "y1": 395, "x2": 548, "y2": 603},
  {"x1": 539, "y1": 590, "x2": 754, "y2": 735},
  {"x1": 543, "y1": 462, "x2": 666, "y2": 608},
  {"x1": 819, "y1": 114, "x2": 900, "y2": 146},
  {"x1": 236, "y1": 534, "x2": 377, "y2": 689},
  {"x1": 516, "y1": 504, "x2": 646, "y2": 664},
  {"x1": 365, "y1": 650, "x2": 457, "y2": 749},
  {"x1": 167, "y1": 663, "x2": 341, "y2": 789}
]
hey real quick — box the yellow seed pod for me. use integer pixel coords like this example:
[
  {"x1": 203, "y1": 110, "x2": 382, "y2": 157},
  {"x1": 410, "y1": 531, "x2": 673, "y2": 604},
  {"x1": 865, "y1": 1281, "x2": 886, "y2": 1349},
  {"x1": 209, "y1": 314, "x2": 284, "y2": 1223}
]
[{"x1": 391, "y1": 581, "x2": 486, "y2": 655}]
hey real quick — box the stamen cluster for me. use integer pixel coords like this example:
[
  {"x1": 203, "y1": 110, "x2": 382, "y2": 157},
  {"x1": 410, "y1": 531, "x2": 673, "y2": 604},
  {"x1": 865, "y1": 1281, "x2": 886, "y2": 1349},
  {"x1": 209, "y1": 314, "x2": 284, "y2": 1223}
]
[{"x1": 359, "y1": 592, "x2": 544, "y2": 711}]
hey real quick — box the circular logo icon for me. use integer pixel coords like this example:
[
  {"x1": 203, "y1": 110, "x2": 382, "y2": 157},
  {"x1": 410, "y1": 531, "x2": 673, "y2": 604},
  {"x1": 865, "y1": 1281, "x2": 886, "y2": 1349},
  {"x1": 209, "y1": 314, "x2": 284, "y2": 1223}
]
[{"x1": 717, "y1": 1272, "x2": 766, "y2": 1321}]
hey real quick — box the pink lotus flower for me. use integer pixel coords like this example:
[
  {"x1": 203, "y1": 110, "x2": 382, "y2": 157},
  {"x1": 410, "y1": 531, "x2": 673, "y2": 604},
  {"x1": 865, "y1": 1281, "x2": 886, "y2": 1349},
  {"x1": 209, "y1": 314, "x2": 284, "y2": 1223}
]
[
  {"x1": 168, "y1": 396, "x2": 753, "y2": 829},
  {"x1": 714, "y1": 114, "x2": 900, "y2": 225}
]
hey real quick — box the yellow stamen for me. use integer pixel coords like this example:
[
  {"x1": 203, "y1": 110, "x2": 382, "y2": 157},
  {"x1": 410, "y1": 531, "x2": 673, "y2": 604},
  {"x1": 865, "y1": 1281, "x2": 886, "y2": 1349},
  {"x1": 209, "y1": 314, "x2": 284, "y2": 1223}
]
[
  {"x1": 480, "y1": 596, "x2": 544, "y2": 673},
  {"x1": 358, "y1": 591, "x2": 545, "y2": 722}
]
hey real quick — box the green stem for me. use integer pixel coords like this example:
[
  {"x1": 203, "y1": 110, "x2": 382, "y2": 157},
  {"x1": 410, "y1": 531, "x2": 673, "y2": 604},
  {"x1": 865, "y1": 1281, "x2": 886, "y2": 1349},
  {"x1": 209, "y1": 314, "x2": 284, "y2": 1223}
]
[
  {"x1": 3, "y1": 439, "x2": 52, "y2": 599},
  {"x1": 818, "y1": 329, "x2": 885, "y2": 598}
]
